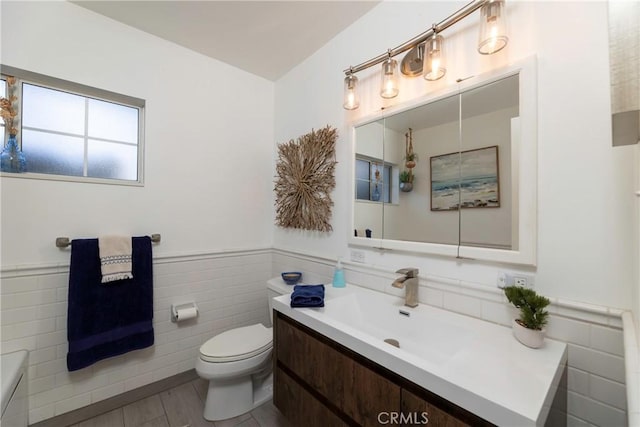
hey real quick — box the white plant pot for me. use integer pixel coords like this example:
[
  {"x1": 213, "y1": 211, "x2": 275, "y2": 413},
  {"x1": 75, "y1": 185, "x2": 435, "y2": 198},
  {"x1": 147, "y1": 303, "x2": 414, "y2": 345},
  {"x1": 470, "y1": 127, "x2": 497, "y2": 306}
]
[{"x1": 512, "y1": 319, "x2": 545, "y2": 348}]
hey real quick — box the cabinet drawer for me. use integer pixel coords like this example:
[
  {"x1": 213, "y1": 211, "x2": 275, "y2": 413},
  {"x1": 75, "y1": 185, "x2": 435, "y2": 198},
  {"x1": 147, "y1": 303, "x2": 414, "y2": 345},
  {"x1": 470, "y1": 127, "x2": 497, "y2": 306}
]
[
  {"x1": 276, "y1": 313, "x2": 401, "y2": 426},
  {"x1": 276, "y1": 312, "x2": 349, "y2": 408},
  {"x1": 274, "y1": 366, "x2": 348, "y2": 427},
  {"x1": 344, "y1": 359, "x2": 401, "y2": 427},
  {"x1": 401, "y1": 388, "x2": 469, "y2": 427}
]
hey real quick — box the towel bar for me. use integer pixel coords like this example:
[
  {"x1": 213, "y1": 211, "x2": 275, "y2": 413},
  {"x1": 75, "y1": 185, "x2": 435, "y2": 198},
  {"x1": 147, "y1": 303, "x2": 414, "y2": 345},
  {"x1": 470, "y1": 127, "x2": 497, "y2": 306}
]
[{"x1": 55, "y1": 234, "x2": 161, "y2": 248}]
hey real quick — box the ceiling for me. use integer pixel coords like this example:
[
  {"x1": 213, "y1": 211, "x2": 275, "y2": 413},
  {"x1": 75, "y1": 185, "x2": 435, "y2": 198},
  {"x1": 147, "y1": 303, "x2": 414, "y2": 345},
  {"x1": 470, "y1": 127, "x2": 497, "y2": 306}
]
[{"x1": 72, "y1": 1, "x2": 379, "y2": 81}]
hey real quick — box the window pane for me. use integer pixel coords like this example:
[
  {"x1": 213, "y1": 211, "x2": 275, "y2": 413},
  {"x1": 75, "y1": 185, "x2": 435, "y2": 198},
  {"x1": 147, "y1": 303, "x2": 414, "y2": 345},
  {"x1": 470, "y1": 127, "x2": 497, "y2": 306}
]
[
  {"x1": 356, "y1": 180, "x2": 370, "y2": 200},
  {"x1": 356, "y1": 159, "x2": 369, "y2": 180},
  {"x1": 21, "y1": 129, "x2": 84, "y2": 176},
  {"x1": 87, "y1": 140, "x2": 137, "y2": 180},
  {"x1": 383, "y1": 165, "x2": 391, "y2": 203},
  {"x1": 22, "y1": 83, "x2": 85, "y2": 135},
  {"x1": 88, "y1": 99, "x2": 138, "y2": 143}
]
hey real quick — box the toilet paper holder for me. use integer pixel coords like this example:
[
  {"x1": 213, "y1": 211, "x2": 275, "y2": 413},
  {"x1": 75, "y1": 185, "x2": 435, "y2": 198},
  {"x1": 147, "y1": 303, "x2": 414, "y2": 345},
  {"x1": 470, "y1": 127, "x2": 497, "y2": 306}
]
[{"x1": 171, "y1": 302, "x2": 198, "y2": 323}]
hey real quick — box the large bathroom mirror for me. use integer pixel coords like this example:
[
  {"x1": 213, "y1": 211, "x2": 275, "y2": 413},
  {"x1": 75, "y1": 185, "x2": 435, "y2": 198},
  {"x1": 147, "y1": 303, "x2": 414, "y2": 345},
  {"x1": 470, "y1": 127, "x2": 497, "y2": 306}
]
[{"x1": 350, "y1": 58, "x2": 537, "y2": 265}]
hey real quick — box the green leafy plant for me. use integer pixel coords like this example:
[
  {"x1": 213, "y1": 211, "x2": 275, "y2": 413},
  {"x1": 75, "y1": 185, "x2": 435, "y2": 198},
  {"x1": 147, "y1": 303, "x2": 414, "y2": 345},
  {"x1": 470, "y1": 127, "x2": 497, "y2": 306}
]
[
  {"x1": 399, "y1": 170, "x2": 413, "y2": 183},
  {"x1": 404, "y1": 152, "x2": 418, "y2": 162},
  {"x1": 503, "y1": 285, "x2": 550, "y2": 331}
]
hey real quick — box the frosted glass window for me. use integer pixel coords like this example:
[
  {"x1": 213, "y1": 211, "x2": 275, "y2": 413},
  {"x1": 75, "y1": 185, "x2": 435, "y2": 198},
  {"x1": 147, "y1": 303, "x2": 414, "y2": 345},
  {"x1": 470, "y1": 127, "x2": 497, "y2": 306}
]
[
  {"x1": 88, "y1": 99, "x2": 138, "y2": 143},
  {"x1": 355, "y1": 158, "x2": 391, "y2": 202},
  {"x1": 87, "y1": 140, "x2": 137, "y2": 180},
  {"x1": 22, "y1": 84, "x2": 85, "y2": 135},
  {"x1": 21, "y1": 129, "x2": 84, "y2": 176},
  {"x1": 8, "y1": 74, "x2": 144, "y2": 184}
]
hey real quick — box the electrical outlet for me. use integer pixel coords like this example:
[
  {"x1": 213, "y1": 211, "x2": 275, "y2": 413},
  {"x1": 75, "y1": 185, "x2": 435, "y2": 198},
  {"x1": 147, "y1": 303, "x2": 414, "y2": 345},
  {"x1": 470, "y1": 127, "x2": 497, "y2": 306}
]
[
  {"x1": 350, "y1": 250, "x2": 365, "y2": 263},
  {"x1": 497, "y1": 273, "x2": 535, "y2": 289},
  {"x1": 514, "y1": 277, "x2": 528, "y2": 287}
]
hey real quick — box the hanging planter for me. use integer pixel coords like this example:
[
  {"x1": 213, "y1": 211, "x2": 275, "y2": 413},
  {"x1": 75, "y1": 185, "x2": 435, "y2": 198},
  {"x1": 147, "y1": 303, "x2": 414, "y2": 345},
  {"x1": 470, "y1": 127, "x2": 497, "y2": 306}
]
[
  {"x1": 404, "y1": 128, "x2": 418, "y2": 169},
  {"x1": 399, "y1": 170, "x2": 414, "y2": 192}
]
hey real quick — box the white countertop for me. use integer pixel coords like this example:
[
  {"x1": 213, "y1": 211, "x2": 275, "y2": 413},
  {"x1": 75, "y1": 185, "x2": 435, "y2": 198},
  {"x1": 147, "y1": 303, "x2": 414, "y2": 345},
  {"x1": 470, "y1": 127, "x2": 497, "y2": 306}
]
[{"x1": 272, "y1": 282, "x2": 567, "y2": 427}]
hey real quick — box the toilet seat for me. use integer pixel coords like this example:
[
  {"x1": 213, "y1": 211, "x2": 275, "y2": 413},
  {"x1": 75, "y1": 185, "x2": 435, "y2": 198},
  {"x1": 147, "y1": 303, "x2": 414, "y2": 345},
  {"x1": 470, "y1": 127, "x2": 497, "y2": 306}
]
[{"x1": 200, "y1": 324, "x2": 272, "y2": 363}]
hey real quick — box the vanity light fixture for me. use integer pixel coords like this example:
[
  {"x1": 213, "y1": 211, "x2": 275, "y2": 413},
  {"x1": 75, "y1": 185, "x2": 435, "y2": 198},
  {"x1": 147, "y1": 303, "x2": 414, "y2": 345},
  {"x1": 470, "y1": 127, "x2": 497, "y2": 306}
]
[
  {"x1": 478, "y1": 0, "x2": 508, "y2": 55},
  {"x1": 423, "y1": 29, "x2": 446, "y2": 81},
  {"x1": 342, "y1": 0, "x2": 509, "y2": 110},
  {"x1": 380, "y1": 51, "x2": 399, "y2": 99},
  {"x1": 343, "y1": 71, "x2": 360, "y2": 110}
]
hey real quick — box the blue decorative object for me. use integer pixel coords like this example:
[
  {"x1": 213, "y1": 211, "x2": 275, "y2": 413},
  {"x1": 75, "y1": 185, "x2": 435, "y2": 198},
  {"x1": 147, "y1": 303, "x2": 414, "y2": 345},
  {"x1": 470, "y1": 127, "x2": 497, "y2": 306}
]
[
  {"x1": 0, "y1": 134, "x2": 26, "y2": 173},
  {"x1": 371, "y1": 184, "x2": 380, "y2": 201},
  {"x1": 281, "y1": 271, "x2": 302, "y2": 285}
]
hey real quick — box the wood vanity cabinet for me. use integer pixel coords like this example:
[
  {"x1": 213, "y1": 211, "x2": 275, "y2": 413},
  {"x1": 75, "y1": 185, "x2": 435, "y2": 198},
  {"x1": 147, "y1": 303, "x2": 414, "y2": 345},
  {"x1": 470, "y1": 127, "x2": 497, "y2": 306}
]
[{"x1": 274, "y1": 312, "x2": 494, "y2": 427}]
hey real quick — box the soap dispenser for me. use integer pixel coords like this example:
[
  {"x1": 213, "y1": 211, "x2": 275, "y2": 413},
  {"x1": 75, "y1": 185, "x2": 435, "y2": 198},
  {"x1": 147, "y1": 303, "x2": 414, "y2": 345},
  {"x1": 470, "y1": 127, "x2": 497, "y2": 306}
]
[{"x1": 332, "y1": 257, "x2": 346, "y2": 288}]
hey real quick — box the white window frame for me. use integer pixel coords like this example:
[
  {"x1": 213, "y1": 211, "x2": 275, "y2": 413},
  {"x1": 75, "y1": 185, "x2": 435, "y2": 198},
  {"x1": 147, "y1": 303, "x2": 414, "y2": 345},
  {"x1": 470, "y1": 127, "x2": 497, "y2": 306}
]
[{"x1": 0, "y1": 65, "x2": 145, "y2": 186}]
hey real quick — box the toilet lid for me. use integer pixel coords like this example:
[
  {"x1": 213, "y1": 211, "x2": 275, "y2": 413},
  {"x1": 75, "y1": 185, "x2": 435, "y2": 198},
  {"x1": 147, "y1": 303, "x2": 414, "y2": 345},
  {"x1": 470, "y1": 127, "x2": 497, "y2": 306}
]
[{"x1": 200, "y1": 324, "x2": 273, "y2": 363}]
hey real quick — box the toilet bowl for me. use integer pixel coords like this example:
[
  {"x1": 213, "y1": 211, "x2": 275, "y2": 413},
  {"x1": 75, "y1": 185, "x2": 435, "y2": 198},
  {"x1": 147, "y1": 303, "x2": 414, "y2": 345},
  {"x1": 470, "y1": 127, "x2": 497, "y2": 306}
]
[{"x1": 195, "y1": 278, "x2": 291, "y2": 421}]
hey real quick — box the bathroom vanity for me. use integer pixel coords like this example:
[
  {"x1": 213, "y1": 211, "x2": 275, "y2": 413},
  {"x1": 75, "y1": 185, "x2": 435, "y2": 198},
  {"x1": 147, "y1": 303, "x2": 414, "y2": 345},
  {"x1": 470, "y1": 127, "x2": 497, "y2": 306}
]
[{"x1": 272, "y1": 285, "x2": 567, "y2": 426}]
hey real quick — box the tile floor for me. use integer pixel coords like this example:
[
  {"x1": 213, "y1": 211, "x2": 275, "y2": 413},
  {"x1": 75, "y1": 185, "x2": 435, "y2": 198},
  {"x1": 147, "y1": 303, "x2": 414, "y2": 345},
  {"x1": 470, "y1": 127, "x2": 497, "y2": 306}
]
[{"x1": 70, "y1": 379, "x2": 291, "y2": 427}]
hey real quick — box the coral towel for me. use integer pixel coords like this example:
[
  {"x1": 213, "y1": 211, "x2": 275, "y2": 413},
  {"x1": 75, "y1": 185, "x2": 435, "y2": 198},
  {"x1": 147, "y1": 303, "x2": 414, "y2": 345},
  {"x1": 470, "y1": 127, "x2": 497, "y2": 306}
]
[{"x1": 99, "y1": 235, "x2": 133, "y2": 283}]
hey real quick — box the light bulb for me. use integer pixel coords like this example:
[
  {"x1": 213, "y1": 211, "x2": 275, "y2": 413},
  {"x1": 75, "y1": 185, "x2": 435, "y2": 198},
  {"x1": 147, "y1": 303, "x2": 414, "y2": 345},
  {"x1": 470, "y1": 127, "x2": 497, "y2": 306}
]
[
  {"x1": 380, "y1": 57, "x2": 399, "y2": 99},
  {"x1": 478, "y1": 0, "x2": 508, "y2": 55},
  {"x1": 343, "y1": 74, "x2": 359, "y2": 110},
  {"x1": 423, "y1": 34, "x2": 446, "y2": 81}
]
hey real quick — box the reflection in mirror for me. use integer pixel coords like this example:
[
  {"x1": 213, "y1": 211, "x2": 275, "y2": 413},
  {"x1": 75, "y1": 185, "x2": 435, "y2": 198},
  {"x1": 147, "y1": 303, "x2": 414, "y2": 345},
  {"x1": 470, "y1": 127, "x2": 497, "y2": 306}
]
[
  {"x1": 354, "y1": 119, "x2": 384, "y2": 239},
  {"x1": 382, "y1": 94, "x2": 460, "y2": 245},
  {"x1": 460, "y1": 75, "x2": 519, "y2": 250},
  {"x1": 353, "y1": 74, "x2": 521, "y2": 250}
]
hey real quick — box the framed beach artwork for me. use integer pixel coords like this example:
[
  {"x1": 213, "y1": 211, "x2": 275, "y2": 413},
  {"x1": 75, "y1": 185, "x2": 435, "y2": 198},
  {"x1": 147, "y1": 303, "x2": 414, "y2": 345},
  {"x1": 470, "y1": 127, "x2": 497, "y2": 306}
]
[{"x1": 430, "y1": 145, "x2": 500, "y2": 211}]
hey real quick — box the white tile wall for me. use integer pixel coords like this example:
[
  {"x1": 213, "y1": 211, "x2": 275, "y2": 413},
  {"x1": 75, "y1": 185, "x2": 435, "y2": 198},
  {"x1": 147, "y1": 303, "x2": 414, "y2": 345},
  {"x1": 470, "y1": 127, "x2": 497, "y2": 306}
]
[
  {"x1": 272, "y1": 249, "x2": 629, "y2": 427},
  {"x1": 0, "y1": 250, "x2": 272, "y2": 424},
  {"x1": 0, "y1": 248, "x2": 628, "y2": 426}
]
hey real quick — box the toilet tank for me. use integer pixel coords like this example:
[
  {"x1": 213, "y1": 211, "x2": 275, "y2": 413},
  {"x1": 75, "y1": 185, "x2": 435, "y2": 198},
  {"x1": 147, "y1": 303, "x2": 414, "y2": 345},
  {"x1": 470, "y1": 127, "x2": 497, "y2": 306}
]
[{"x1": 267, "y1": 278, "x2": 294, "y2": 325}]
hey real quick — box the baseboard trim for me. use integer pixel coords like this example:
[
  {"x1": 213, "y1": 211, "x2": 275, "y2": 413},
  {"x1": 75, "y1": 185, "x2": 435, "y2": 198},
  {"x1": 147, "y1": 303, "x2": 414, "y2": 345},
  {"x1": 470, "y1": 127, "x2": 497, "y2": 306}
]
[{"x1": 30, "y1": 369, "x2": 199, "y2": 427}]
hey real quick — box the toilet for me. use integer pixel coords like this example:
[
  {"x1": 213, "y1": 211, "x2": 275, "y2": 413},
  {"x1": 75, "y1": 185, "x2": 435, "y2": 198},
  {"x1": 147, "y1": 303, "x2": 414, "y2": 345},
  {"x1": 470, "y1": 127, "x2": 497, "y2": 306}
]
[{"x1": 195, "y1": 278, "x2": 291, "y2": 421}]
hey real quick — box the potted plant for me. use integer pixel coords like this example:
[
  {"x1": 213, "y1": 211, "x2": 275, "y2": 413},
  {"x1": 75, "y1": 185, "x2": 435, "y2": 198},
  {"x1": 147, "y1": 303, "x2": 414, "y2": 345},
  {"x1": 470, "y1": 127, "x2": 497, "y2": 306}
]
[
  {"x1": 404, "y1": 152, "x2": 418, "y2": 169},
  {"x1": 503, "y1": 285, "x2": 550, "y2": 348},
  {"x1": 399, "y1": 170, "x2": 413, "y2": 192}
]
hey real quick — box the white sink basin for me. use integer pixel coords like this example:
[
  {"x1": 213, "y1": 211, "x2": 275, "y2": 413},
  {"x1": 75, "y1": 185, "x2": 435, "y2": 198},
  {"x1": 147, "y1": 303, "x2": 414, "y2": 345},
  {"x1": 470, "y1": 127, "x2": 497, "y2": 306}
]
[{"x1": 272, "y1": 282, "x2": 567, "y2": 427}]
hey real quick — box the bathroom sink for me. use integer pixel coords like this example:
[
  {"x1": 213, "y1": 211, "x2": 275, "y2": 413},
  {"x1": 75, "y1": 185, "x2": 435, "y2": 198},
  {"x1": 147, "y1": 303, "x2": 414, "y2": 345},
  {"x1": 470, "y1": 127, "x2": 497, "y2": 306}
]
[
  {"x1": 319, "y1": 289, "x2": 472, "y2": 365},
  {"x1": 272, "y1": 283, "x2": 567, "y2": 427}
]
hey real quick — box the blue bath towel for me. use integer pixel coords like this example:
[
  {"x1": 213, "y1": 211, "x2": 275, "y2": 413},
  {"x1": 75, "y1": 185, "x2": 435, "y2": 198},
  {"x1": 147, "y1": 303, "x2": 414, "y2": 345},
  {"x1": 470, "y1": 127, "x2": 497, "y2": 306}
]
[
  {"x1": 67, "y1": 236, "x2": 154, "y2": 371},
  {"x1": 290, "y1": 284, "x2": 325, "y2": 308}
]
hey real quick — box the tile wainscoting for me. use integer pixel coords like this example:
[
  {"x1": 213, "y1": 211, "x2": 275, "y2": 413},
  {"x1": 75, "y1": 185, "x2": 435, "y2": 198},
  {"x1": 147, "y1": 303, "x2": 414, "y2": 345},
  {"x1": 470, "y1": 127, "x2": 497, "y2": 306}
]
[
  {"x1": 0, "y1": 246, "x2": 629, "y2": 426},
  {"x1": 272, "y1": 249, "x2": 628, "y2": 427},
  {"x1": 0, "y1": 248, "x2": 272, "y2": 424}
]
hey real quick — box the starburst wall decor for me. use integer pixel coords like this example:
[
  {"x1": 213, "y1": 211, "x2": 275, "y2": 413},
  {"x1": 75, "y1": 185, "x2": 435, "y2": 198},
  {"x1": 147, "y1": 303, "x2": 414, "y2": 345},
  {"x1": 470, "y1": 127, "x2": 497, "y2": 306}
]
[{"x1": 274, "y1": 125, "x2": 338, "y2": 232}]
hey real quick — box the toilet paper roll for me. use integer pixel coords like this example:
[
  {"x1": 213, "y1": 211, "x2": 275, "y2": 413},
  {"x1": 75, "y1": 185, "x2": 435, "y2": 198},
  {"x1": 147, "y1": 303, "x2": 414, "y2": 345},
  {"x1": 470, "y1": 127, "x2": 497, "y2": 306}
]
[{"x1": 174, "y1": 305, "x2": 198, "y2": 322}]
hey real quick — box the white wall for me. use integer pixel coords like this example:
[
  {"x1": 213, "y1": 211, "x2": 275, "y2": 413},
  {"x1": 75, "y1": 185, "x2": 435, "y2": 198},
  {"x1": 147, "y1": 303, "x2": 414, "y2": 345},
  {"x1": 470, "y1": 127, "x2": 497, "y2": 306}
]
[
  {"x1": 0, "y1": 1, "x2": 276, "y2": 423},
  {"x1": 0, "y1": 1, "x2": 275, "y2": 267},
  {"x1": 274, "y1": 1, "x2": 637, "y2": 310}
]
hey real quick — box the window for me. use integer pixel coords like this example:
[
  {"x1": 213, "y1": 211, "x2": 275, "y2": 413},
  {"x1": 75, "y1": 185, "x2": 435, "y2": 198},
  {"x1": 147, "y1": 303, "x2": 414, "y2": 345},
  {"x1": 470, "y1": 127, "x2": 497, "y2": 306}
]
[
  {"x1": 355, "y1": 157, "x2": 391, "y2": 203},
  {"x1": 1, "y1": 66, "x2": 144, "y2": 184}
]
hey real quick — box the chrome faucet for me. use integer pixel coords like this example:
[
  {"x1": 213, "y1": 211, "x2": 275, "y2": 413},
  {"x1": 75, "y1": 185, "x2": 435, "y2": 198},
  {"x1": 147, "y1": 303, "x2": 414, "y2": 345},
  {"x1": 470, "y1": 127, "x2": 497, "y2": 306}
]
[{"x1": 392, "y1": 268, "x2": 419, "y2": 308}]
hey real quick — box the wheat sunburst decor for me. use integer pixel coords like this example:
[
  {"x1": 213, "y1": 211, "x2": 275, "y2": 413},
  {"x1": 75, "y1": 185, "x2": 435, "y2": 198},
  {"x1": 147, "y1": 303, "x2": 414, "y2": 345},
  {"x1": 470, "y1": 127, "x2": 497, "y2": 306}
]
[{"x1": 274, "y1": 125, "x2": 338, "y2": 232}]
